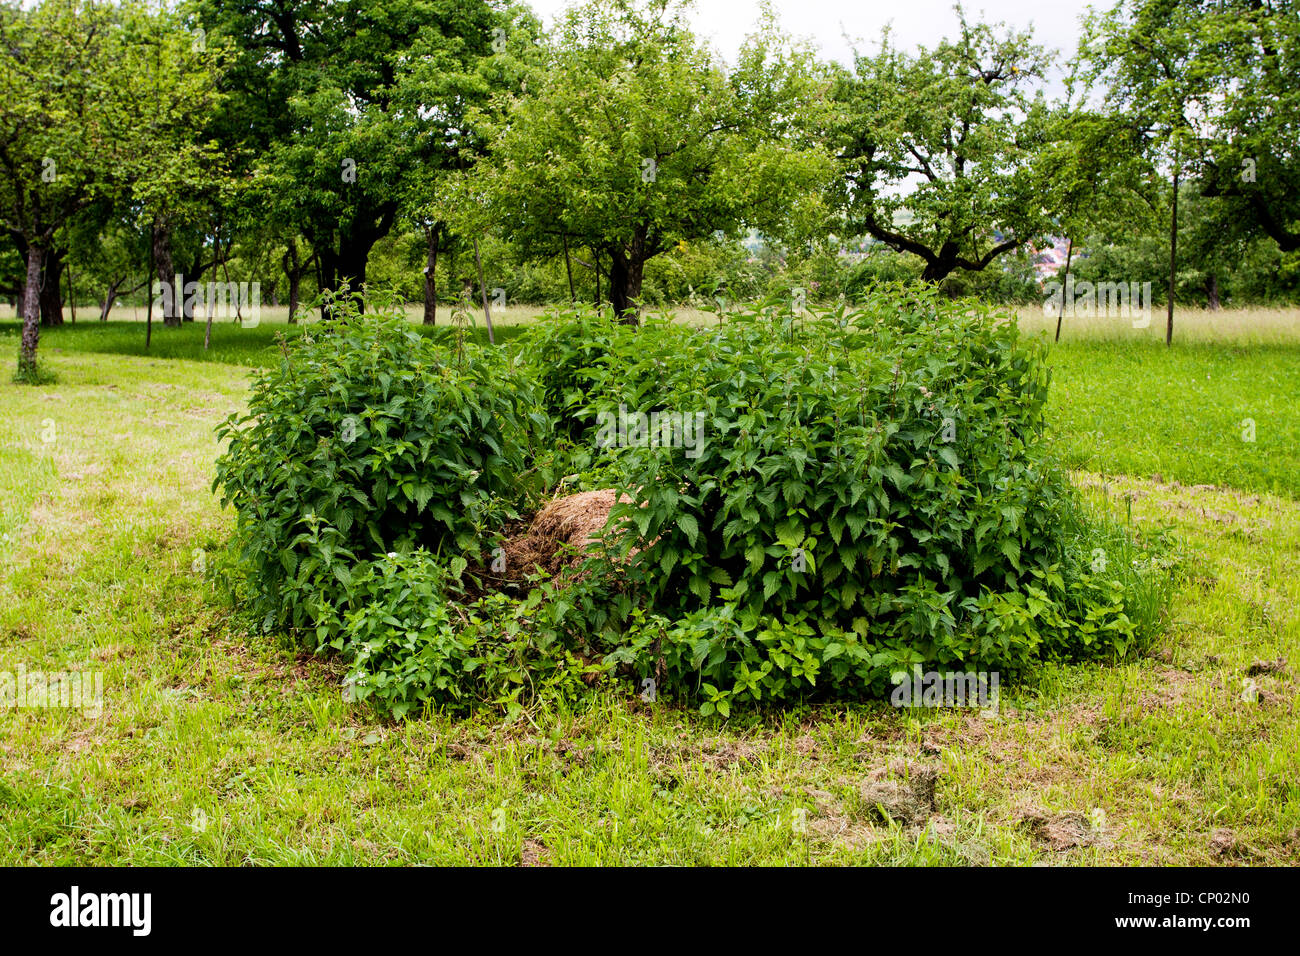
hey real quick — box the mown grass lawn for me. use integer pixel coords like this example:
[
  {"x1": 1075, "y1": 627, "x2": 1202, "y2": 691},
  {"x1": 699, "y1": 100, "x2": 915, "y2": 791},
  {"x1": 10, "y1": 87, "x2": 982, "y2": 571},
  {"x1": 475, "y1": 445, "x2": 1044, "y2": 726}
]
[{"x1": 1, "y1": 313, "x2": 1297, "y2": 865}]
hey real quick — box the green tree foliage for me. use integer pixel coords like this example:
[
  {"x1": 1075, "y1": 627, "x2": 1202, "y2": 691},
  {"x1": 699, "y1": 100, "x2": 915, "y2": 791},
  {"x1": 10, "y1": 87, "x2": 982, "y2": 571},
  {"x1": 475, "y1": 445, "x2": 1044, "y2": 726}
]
[
  {"x1": 193, "y1": 0, "x2": 502, "y2": 301},
  {"x1": 831, "y1": 7, "x2": 1054, "y2": 283},
  {"x1": 0, "y1": 0, "x2": 221, "y2": 379},
  {"x1": 1194, "y1": 0, "x2": 1300, "y2": 254},
  {"x1": 469, "y1": 0, "x2": 833, "y2": 317}
]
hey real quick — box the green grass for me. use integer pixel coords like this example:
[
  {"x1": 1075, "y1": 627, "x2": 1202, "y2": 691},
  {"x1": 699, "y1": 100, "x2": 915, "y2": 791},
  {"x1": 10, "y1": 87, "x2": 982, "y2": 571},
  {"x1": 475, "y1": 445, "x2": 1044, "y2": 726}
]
[
  {"x1": 0, "y1": 316, "x2": 526, "y2": 368},
  {"x1": 1, "y1": 310, "x2": 1298, "y2": 865},
  {"x1": 1041, "y1": 337, "x2": 1300, "y2": 499}
]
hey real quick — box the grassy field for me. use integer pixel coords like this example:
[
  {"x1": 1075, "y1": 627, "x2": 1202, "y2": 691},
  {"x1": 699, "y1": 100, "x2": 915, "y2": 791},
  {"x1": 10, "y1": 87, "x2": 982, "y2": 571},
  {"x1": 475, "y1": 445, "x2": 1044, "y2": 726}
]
[{"x1": 0, "y1": 307, "x2": 1297, "y2": 864}]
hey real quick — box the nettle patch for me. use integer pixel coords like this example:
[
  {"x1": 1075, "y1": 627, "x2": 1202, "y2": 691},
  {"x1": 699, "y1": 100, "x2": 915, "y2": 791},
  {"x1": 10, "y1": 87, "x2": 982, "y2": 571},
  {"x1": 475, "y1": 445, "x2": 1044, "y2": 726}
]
[{"x1": 213, "y1": 287, "x2": 1175, "y2": 720}]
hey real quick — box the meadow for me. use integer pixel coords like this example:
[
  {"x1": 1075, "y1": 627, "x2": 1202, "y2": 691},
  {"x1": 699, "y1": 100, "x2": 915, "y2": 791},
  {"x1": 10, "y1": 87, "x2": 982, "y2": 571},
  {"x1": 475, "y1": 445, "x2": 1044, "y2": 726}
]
[{"x1": 0, "y1": 305, "x2": 1296, "y2": 864}]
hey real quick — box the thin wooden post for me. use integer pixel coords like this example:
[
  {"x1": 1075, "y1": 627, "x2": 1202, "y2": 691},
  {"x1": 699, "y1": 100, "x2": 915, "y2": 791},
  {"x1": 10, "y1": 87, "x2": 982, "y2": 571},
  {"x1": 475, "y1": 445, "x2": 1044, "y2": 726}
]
[{"x1": 473, "y1": 236, "x2": 494, "y2": 345}]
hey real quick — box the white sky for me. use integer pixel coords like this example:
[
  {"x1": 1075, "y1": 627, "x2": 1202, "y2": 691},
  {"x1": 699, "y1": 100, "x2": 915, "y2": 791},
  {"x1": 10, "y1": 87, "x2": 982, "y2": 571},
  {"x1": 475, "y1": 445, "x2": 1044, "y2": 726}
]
[{"x1": 526, "y1": 0, "x2": 1100, "y2": 71}]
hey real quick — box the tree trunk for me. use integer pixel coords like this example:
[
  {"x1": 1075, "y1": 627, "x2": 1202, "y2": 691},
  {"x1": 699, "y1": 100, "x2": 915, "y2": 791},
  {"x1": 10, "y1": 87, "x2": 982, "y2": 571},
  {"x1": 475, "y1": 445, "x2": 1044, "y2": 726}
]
[
  {"x1": 919, "y1": 260, "x2": 948, "y2": 283},
  {"x1": 562, "y1": 234, "x2": 576, "y2": 304},
  {"x1": 1055, "y1": 238, "x2": 1074, "y2": 343},
  {"x1": 608, "y1": 237, "x2": 646, "y2": 324},
  {"x1": 1205, "y1": 272, "x2": 1220, "y2": 311},
  {"x1": 99, "y1": 279, "x2": 121, "y2": 322},
  {"x1": 153, "y1": 220, "x2": 179, "y2": 327},
  {"x1": 204, "y1": 281, "x2": 216, "y2": 350},
  {"x1": 423, "y1": 224, "x2": 440, "y2": 326},
  {"x1": 319, "y1": 239, "x2": 372, "y2": 314},
  {"x1": 593, "y1": 247, "x2": 600, "y2": 308},
  {"x1": 181, "y1": 259, "x2": 197, "y2": 322},
  {"x1": 919, "y1": 244, "x2": 959, "y2": 284},
  {"x1": 146, "y1": 220, "x2": 155, "y2": 349},
  {"x1": 18, "y1": 244, "x2": 43, "y2": 378},
  {"x1": 179, "y1": 239, "x2": 219, "y2": 323},
  {"x1": 283, "y1": 240, "x2": 303, "y2": 324},
  {"x1": 287, "y1": 269, "x2": 301, "y2": 324},
  {"x1": 39, "y1": 249, "x2": 65, "y2": 327},
  {"x1": 447, "y1": 242, "x2": 457, "y2": 308},
  {"x1": 1166, "y1": 164, "x2": 1179, "y2": 347},
  {"x1": 313, "y1": 246, "x2": 327, "y2": 320}
]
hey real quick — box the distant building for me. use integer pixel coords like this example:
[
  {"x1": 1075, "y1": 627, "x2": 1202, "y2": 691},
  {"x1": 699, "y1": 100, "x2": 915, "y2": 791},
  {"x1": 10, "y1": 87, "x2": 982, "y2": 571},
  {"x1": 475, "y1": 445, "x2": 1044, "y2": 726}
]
[{"x1": 1030, "y1": 236, "x2": 1074, "y2": 280}]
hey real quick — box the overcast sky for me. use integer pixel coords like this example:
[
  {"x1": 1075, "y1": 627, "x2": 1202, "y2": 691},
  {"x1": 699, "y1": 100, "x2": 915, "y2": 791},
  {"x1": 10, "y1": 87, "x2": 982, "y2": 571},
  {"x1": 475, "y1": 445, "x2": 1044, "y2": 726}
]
[{"x1": 527, "y1": 0, "x2": 1101, "y2": 87}]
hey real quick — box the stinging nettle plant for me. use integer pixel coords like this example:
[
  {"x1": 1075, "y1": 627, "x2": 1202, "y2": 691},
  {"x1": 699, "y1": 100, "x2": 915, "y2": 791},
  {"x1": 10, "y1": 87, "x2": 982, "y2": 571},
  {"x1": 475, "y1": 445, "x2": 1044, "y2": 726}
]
[
  {"x1": 213, "y1": 290, "x2": 550, "y2": 645},
  {"x1": 214, "y1": 286, "x2": 1174, "y2": 719}
]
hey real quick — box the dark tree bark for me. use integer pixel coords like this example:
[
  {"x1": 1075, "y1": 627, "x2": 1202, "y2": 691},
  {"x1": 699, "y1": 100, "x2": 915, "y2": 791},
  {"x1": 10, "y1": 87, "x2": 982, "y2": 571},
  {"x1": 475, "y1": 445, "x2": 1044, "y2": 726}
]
[
  {"x1": 146, "y1": 219, "x2": 155, "y2": 348},
  {"x1": 153, "y1": 219, "x2": 180, "y2": 327},
  {"x1": 18, "y1": 245, "x2": 43, "y2": 376},
  {"x1": 179, "y1": 246, "x2": 219, "y2": 322},
  {"x1": 1205, "y1": 272, "x2": 1220, "y2": 311},
  {"x1": 608, "y1": 249, "x2": 644, "y2": 321},
  {"x1": 447, "y1": 242, "x2": 457, "y2": 309},
  {"x1": 282, "y1": 239, "x2": 310, "y2": 324},
  {"x1": 38, "y1": 249, "x2": 65, "y2": 327},
  {"x1": 313, "y1": 247, "x2": 326, "y2": 320},
  {"x1": 863, "y1": 213, "x2": 1019, "y2": 285},
  {"x1": 607, "y1": 226, "x2": 655, "y2": 323},
  {"x1": 562, "y1": 234, "x2": 576, "y2": 304},
  {"x1": 204, "y1": 279, "x2": 216, "y2": 350},
  {"x1": 473, "y1": 235, "x2": 494, "y2": 345},
  {"x1": 98, "y1": 278, "x2": 122, "y2": 322},
  {"x1": 311, "y1": 199, "x2": 397, "y2": 314}
]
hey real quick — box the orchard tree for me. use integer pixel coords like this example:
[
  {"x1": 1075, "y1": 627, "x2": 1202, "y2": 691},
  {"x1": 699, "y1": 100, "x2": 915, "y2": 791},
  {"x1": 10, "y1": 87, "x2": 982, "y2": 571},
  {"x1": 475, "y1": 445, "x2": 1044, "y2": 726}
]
[
  {"x1": 471, "y1": 0, "x2": 834, "y2": 318},
  {"x1": 398, "y1": 2, "x2": 544, "y2": 325},
  {"x1": 1037, "y1": 85, "x2": 1161, "y2": 339},
  {"x1": 1195, "y1": 0, "x2": 1300, "y2": 255},
  {"x1": 0, "y1": 0, "x2": 221, "y2": 380},
  {"x1": 195, "y1": 0, "x2": 501, "y2": 303},
  {"x1": 831, "y1": 9, "x2": 1054, "y2": 283},
  {"x1": 65, "y1": 201, "x2": 151, "y2": 321},
  {"x1": 1078, "y1": 0, "x2": 1222, "y2": 345}
]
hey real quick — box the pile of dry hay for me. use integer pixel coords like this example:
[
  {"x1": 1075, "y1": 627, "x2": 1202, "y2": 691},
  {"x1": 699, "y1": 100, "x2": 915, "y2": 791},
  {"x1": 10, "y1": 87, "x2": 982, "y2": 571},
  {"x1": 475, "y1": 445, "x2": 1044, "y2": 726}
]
[{"x1": 498, "y1": 489, "x2": 633, "y2": 581}]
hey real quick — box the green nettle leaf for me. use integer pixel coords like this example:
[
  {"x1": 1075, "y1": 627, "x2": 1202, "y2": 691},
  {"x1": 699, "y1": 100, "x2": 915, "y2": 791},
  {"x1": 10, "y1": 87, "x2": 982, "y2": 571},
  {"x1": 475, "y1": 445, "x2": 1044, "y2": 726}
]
[
  {"x1": 774, "y1": 519, "x2": 803, "y2": 549},
  {"x1": 677, "y1": 513, "x2": 700, "y2": 546}
]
